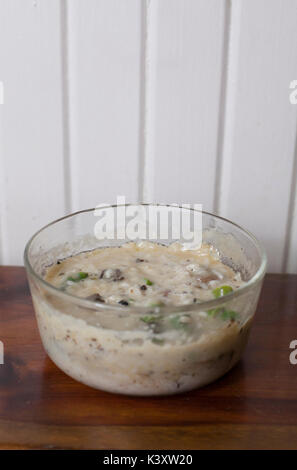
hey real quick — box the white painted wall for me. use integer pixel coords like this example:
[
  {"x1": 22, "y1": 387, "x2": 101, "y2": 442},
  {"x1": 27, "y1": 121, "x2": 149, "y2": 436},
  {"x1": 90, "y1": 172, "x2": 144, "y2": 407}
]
[{"x1": 0, "y1": 0, "x2": 296, "y2": 272}]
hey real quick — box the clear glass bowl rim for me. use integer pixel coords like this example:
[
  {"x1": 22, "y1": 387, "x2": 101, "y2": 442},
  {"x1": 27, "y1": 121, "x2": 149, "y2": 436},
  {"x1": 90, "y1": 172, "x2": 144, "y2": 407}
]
[{"x1": 24, "y1": 204, "x2": 267, "y2": 315}]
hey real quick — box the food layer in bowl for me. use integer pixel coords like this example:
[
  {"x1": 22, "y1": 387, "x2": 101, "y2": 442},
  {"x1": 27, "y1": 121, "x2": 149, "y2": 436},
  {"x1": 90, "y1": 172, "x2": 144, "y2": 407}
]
[{"x1": 29, "y1": 240, "x2": 260, "y2": 395}]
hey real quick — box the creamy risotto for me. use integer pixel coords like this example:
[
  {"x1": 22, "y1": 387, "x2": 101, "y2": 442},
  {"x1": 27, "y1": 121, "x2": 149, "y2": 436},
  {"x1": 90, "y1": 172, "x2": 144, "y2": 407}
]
[
  {"x1": 28, "y1": 241, "x2": 257, "y2": 395},
  {"x1": 45, "y1": 241, "x2": 245, "y2": 307}
]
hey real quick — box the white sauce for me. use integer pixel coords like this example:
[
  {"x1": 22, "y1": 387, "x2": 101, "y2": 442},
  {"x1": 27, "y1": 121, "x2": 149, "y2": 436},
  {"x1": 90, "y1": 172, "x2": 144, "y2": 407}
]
[{"x1": 31, "y1": 241, "x2": 255, "y2": 395}]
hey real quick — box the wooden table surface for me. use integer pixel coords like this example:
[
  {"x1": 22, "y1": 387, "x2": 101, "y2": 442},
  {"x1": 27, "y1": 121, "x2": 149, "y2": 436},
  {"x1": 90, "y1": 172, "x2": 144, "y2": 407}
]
[{"x1": 0, "y1": 267, "x2": 297, "y2": 450}]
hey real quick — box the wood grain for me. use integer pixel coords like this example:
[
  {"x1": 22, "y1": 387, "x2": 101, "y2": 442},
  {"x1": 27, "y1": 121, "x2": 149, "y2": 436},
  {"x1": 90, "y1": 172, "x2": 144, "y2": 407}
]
[{"x1": 0, "y1": 267, "x2": 297, "y2": 449}]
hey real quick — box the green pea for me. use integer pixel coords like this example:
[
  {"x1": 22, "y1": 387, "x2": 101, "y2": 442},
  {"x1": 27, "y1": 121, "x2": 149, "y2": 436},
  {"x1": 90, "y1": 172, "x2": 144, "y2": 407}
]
[
  {"x1": 151, "y1": 337, "x2": 164, "y2": 346},
  {"x1": 149, "y1": 302, "x2": 164, "y2": 308},
  {"x1": 170, "y1": 314, "x2": 192, "y2": 330},
  {"x1": 67, "y1": 272, "x2": 88, "y2": 282},
  {"x1": 207, "y1": 307, "x2": 238, "y2": 321},
  {"x1": 207, "y1": 307, "x2": 221, "y2": 317},
  {"x1": 221, "y1": 309, "x2": 238, "y2": 321},
  {"x1": 212, "y1": 285, "x2": 233, "y2": 298},
  {"x1": 140, "y1": 315, "x2": 160, "y2": 324}
]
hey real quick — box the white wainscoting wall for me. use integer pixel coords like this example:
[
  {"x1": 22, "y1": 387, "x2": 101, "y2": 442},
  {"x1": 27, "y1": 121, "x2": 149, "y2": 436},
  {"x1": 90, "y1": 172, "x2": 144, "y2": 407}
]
[{"x1": 0, "y1": 0, "x2": 297, "y2": 272}]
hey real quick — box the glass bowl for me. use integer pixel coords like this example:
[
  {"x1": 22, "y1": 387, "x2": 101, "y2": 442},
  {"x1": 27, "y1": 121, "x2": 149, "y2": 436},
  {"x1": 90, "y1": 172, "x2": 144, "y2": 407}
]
[{"x1": 24, "y1": 204, "x2": 267, "y2": 396}]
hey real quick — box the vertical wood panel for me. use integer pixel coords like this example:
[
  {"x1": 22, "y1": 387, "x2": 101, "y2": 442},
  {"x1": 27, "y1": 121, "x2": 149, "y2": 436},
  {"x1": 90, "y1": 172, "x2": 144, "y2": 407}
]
[
  {"x1": 0, "y1": 0, "x2": 65, "y2": 265},
  {"x1": 218, "y1": 0, "x2": 297, "y2": 272},
  {"x1": 142, "y1": 0, "x2": 228, "y2": 209},
  {"x1": 287, "y1": 214, "x2": 297, "y2": 273},
  {"x1": 0, "y1": 0, "x2": 296, "y2": 272},
  {"x1": 286, "y1": 145, "x2": 297, "y2": 273},
  {"x1": 67, "y1": 0, "x2": 142, "y2": 210}
]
